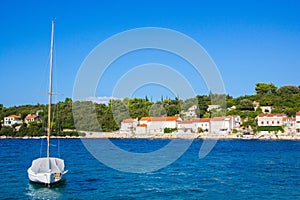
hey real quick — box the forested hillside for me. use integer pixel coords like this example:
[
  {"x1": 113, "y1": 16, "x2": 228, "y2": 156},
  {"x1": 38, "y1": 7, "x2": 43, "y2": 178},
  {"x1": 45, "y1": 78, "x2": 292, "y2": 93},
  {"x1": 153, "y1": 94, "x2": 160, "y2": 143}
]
[{"x1": 1, "y1": 83, "x2": 300, "y2": 137}]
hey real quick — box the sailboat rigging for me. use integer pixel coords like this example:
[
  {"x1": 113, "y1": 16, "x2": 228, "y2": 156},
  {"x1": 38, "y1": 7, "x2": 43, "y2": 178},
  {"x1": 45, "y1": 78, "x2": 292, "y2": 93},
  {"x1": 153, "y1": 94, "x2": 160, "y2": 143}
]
[{"x1": 27, "y1": 20, "x2": 68, "y2": 186}]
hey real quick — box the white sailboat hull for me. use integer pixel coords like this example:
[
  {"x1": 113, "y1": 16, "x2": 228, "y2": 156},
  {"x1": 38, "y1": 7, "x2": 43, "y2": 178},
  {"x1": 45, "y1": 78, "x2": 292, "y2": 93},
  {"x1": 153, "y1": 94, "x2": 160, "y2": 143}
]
[{"x1": 27, "y1": 157, "x2": 68, "y2": 185}]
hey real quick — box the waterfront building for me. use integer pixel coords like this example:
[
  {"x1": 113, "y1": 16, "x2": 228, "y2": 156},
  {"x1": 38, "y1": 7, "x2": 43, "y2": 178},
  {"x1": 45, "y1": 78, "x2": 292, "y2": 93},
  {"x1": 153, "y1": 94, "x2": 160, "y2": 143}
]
[
  {"x1": 120, "y1": 118, "x2": 138, "y2": 134},
  {"x1": 257, "y1": 114, "x2": 286, "y2": 127},
  {"x1": 191, "y1": 118, "x2": 211, "y2": 132}
]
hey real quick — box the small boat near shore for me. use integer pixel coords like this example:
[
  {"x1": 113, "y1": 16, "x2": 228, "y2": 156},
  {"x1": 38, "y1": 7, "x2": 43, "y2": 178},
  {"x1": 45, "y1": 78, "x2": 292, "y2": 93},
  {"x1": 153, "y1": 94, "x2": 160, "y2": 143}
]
[{"x1": 27, "y1": 20, "x2": 68, "y2": 186}]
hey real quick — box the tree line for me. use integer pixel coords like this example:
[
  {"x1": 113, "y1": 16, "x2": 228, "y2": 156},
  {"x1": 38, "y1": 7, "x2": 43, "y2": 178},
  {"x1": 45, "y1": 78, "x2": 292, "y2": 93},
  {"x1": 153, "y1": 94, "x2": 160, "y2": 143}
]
[{"x1": 1, "y1": 83, "x2": 300, "y2": 137}]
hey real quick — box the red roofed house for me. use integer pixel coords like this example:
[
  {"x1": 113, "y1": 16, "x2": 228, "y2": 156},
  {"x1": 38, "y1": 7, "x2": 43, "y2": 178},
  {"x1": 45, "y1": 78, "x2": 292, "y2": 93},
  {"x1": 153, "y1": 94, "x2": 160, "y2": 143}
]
[
  {"x1": 137, "y1": 116, "x2": 182, "y2": 134},
  {"x1": 257, "y1": 114, "x2": 286, "y2": 127},
  {"x1": 192, "y1": 118, "x2": 211, "y2": 132},
  {"x1": 4, "y1": 115, "x2": 22, "y2": 127},
  {"x1": 25, "y1": 114, "x2": 41, "y2": 124},
  {"x1": 120, "y1": 118, "x2": 138, "y2": 134}
]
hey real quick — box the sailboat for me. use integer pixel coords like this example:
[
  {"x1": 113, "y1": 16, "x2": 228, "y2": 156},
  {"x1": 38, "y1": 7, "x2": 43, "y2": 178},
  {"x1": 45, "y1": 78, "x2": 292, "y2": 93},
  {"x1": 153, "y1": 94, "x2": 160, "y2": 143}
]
[{"x1": 27, "y1": 20, "x2": 68, "y2": 186}]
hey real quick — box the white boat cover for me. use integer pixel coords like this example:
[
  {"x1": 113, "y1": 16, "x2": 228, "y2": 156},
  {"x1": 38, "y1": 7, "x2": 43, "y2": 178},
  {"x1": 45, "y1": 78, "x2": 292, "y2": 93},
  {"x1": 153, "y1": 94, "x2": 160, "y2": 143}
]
[{"x1": 30, "y1": 157, "x2": 65, "y2": 174}]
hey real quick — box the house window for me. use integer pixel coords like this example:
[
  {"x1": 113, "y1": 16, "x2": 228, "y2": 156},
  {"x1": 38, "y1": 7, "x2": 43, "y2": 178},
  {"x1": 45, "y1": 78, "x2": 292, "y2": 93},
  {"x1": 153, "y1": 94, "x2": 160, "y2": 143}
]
[
  {"x1": 267, "y1": 121, "x2": 269, "y2": 124},
  {"x1": 277, "y1": 121, "x2": 280, "y2": 124},
  {"x1": 272, "y1": 121, "x2": 274, "y2": 124},
  {"x1": 261, "y1": 121, "x2": 264, "y2": 125}
]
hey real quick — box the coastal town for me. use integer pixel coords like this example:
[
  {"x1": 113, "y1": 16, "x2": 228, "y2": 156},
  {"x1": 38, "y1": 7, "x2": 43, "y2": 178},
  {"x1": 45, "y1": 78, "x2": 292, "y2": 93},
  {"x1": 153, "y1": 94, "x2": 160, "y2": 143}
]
[
  {"x1": 117, "y1": 104, "x2": 300, "y2": 140},
  {"x1": 2, "y1": 101, "x2": 300, "y2": 140}
]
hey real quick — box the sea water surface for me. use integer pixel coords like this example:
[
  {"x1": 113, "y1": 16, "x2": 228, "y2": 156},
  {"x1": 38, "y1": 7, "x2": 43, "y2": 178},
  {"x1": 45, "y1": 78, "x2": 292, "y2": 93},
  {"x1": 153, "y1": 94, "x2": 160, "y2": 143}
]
[{"x1": 0, "y1": 138, "x2": 299, "y2": 199}]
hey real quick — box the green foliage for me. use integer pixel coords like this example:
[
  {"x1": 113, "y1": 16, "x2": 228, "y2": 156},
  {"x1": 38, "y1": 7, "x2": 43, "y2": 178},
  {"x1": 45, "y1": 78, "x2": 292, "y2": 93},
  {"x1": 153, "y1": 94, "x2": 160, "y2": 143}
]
[
  {"x1": 1, "y1": 82, "x2": 300, "y2": 136},
  {"x1": 0, "y1": 126, "x2": 14, "y2": 136},
  {"x1": 196, "y1": 95, "x2": 210, "y2": 117},
  {"x1": 255, "y1": 82, "x2": 277, "y2": 94},
  {"x1": 238, "y1": 99, "x2": 254, "y2": 111},
  {"x1": 164, "y1": 127, "x2": 177, "y2": 134},
  {"x1": 277, "y1": 85, "x2": 299, "y2": 95},
  {"x1": 257, "y1": 126, "x2": 284, "y2": 133}
]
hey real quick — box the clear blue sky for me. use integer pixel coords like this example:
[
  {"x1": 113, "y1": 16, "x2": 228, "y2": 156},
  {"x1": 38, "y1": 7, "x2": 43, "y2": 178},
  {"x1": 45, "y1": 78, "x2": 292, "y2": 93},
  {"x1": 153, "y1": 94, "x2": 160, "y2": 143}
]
[{"x1": 1, "y1": 0, "x2": 300, "y2": 107}]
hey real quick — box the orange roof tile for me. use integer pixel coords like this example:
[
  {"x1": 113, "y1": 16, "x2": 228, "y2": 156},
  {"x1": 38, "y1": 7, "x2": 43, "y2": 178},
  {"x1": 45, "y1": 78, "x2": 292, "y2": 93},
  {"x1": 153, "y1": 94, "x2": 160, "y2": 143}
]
[
  {"x1": 283, "y1": 117, "x2": 296, "y2": 122},
  {"x1": 139, "y1": 116, "x2": 180, "y2": 122},
  {"x1": 258, "y1": 114, "x2": 286, "y2": 117},
  {"x1": 140, "y1": 117, "x2": 151, "y2": 121},
  {"x1": 5, "y1": 115, "x2": 21, "y2": 119},
  {"x1": 122, "y1": 118, "x2": 136, "y2": 123},
  {"x1": 191, "y1": 118, "x2": 211, "y2": 123},
  {"x1": 26, "y1": 115, "x2": 38, "y2": 119},
  {"x1": 210, "y1": 116, "x2": 235, "y2": 121}
]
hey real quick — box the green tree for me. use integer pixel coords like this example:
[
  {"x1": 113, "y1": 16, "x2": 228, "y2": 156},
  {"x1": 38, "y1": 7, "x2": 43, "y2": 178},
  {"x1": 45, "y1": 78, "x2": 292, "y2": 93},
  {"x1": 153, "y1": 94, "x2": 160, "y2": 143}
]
[
  {"x1": 255, "y1": 82, "x2": 277, "y2": 94},
  {"x1": 238, "y1": 99, "x2": 254, "y2": 111},
  {"x1": 277, "y1": 85, "x2": 299, "y2": 96},
  {"x1": 0, "y1": 126, "x2": 14, "y2": 136},
  {"x1": 196, "y1": 95, "x2": 209, "y2": 117}
]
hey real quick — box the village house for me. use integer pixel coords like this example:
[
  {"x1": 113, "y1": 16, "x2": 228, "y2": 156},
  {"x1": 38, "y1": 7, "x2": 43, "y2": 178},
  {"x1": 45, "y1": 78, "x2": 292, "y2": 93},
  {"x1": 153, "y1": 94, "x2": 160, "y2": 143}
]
[
  {"x1": 181, "y1": 105, "x2": 197, "y2": 119},
  {"x1": 210, "y1": 116, "x2": 241, "y2": 134},
  {"x1": 253, "y1": 101, "x2": 272, "y2": 113},
  {"x1": 257, "y1": 114, "x2": 286, "y2": 127},
  {"x1": 260, "y1": 106, "x2": 273, "y2": 114},
  {"x1": 207, "y1": 105, "x2": 221, "y2": 111},
  {"x1": 24, "y1": 114, "x2": 41, "y2": 124},
  {"x1": 177, "y1": 120, "x2": 193, "y2": 133},
  {"x1": 282, "y1": 116, "x2": 296, "y2": 133},
  {"x1": 191, "y1": 118, "x2": 210, "y2": 132},
  {"x1": 119, "y1": 118, "x2": 138, "y2": 134},
  {"x1": 4, "y1": 115, "x2": 22, "y2": 127},
  {"x1": 136, "y1": 116, "x2": 182, "y2": 134}
]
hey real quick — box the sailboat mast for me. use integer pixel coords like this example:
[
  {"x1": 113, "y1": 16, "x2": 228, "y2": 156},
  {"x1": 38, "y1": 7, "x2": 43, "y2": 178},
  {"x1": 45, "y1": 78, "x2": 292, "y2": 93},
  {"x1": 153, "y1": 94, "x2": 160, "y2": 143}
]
[{"x1": 47, "y1": 20, "x2": 54, "y2": 158}]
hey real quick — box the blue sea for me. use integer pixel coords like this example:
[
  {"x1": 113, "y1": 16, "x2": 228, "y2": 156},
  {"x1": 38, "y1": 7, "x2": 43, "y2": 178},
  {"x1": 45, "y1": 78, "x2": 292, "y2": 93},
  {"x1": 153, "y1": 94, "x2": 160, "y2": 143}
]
[{"x1": 0, "y1": 138, "x2": 299, "y2": 199}]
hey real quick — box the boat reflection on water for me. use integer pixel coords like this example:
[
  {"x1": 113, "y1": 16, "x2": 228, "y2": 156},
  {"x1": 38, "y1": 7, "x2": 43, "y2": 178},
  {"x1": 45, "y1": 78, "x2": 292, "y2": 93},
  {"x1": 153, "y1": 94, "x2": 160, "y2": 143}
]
[{"x1": 26, "y1": 180, "x2": 66, "y2": 199}]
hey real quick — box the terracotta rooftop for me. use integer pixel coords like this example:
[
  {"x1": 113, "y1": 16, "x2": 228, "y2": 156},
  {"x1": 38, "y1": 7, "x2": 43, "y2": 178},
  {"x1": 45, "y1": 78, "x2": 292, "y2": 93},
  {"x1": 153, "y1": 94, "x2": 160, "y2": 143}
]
[
  {"x1": 140, "y1": 116, "x2": 180, "y2": 122},
  {"x1": 25, "y1": 115, "x2": 39, "y2": 119},
  {"x1": 138, "y1": 124, "x2": 147, "y2": 127},
  {"x1": 258, "y1": 114, "x2": 286, "y2": 117},
  {"x1": 122, "y1": 118, "x2": 136, "y2": 123},
  {"x1": 210, "y1": 116, "x2": 231, "y2": 121},
  {"x1": 191, "y1": 118, "x2": 211, "y2": 123},
  {"x1": 5, "y1": 115, "x2": 21, "y2": 119}
]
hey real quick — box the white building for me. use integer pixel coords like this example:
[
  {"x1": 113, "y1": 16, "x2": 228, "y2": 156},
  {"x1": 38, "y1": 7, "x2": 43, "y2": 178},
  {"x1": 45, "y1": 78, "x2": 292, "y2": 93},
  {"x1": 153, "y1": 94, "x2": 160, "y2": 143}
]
[
  {"x1": 137, "y1": 116, "x2": 182, "y2": 134},
  {"x1": 283, "y1": 116, "x2": 296, "y2": 133},
  {"x1": 260, "y1": 106, "x2": 273, "y2": 114},
  {"x1": 181, "y1": 105, "x2": 197, "y2": 119},
  {"x1": 191, "y1": 118, "x2": 210, "y2": 132},
  {"x1": 209, "y1": 116, "x2": 240, "y2": 134},
  {"x1": 207, "y1": 105, "x2": 221, "y2": 111},
  {"x1": 4, "y1": 115, "x2": 22, "y2": 127},
  {"x1": 177, "y1": 120, "x2": 194, "y2": 132},
  {"x1": 25, "y1": 114, "x2": 41, "y2": 124},
  {"x1": 119, "y1": 118, "x2": 138, "y2": 134},
  {"x1": 257, "y1": 114, "x2": 286, "y2": 127}
]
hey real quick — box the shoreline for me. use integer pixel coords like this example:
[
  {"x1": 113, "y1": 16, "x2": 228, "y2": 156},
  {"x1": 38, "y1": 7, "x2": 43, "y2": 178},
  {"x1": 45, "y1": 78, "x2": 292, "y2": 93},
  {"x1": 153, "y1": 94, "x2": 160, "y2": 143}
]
[{"x1": 1, "y1": 131, "x2": 300, "y2": 140}]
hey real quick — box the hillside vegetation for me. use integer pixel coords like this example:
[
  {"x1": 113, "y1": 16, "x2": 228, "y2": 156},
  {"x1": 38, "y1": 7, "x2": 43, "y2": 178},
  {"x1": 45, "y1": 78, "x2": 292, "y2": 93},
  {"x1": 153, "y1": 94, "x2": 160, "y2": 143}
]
[{"x1": 1, "y1": 83, "x2": 300, "y2": 137}]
